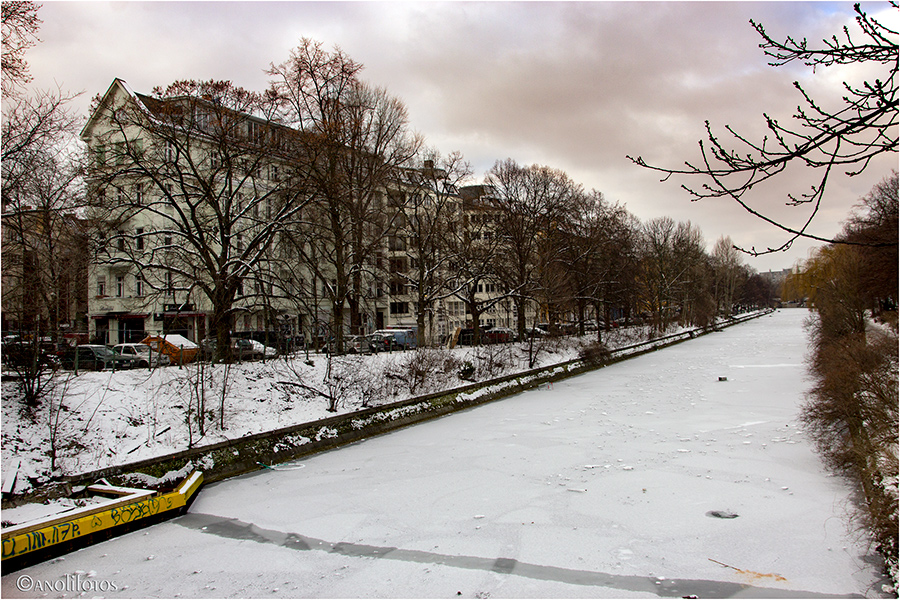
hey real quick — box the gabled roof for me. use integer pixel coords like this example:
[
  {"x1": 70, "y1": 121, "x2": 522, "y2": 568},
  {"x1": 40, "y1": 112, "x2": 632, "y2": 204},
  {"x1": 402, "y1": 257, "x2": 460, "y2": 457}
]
[
  {"x1": 79, "y1": 78, "x2": 154, "y2": 142},
  {"x1": 80, "y1": 78, "x2": 301, "y2": 151}
]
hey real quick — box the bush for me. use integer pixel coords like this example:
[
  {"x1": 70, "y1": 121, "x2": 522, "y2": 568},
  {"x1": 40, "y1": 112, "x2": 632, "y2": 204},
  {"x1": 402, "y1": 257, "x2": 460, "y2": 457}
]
[
  {"x1": 802, "y1": 317, "x2": 898, "y2": 589},
  {"x1": 578, "y1": 341, "x2": 611, "y2": 367},
  {"x1": 458, "y1": 361, "x2": 475, "y2": 381}
]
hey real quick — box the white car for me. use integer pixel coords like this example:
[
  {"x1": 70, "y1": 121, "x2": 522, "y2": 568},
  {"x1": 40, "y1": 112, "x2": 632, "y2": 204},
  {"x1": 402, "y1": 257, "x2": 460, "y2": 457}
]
[
  {"x1": 246, "y1": 339, "x2": 278, "y2": 358},
  {"x1": 112, "y1": 343, "x2": 170, "y2": 368}
]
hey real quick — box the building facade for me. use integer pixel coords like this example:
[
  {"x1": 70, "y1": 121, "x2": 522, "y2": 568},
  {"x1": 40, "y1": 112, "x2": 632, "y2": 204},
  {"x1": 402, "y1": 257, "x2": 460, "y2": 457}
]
[{"x1": 80, "y1": 79, "x2": 533, "y2": 349}]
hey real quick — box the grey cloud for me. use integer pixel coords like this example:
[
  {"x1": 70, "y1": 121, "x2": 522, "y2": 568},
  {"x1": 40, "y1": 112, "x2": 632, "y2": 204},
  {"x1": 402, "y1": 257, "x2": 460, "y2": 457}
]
[{"x1": 25, "y1": 1, "x2": 895, "y2": 271}]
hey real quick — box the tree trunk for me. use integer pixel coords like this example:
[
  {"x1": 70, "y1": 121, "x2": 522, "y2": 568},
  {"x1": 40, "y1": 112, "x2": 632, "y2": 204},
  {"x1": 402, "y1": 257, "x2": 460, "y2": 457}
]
[{"x1": 515, "y1": 296, "x2": 526, "y2": 341}]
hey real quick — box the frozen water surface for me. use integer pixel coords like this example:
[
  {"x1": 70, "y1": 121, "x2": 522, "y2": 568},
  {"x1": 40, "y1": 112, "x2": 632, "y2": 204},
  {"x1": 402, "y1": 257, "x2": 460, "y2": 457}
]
[{"x1": 1, "y1": 310, "x2": 888, "y2": 598}]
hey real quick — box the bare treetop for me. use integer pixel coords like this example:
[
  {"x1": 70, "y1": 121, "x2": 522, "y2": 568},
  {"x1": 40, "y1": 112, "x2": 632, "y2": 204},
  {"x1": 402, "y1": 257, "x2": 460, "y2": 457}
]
[
  {"x1": 628, "y1": 2, "x2": 898, "y2": 256},
  {"x1": 1, "y1": 0, "x2": 41, "y2": 98}
]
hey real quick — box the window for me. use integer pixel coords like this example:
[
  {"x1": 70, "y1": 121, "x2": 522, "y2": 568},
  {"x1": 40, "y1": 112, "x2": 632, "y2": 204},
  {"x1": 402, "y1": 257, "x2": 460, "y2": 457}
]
[
  {"x1": 163, "y1": 233, "x2": 172, "y2": 246},
  {"x1": 390, "y1": 302, "x2": 409, "y2": 315},
  {"x1": 116, "y1": 275, "x2": 125, "y2": 297},
  {"x1": 135, "y1": 227, "x2": 144, "y2": 250},
  {"x1": 135, "y1": 274, "x2": 144, "y2": 297},
  {"x1": 117, "y1": 230, "x2": 125, "y2": 251},
  {"x1": 389, "y1": 257, "x2": 406, "y2": 273},
  {"x1": 389, "y1": 281, "x2": 405, "y2": 295},
  {"x1": 115, "y1": 141, "x2": 126, "y2": 165},
  {"x1": 247, "y1": 120, "x2": 262, "y2": 143},
  {"x1": 165, "y1": 141, "x2": 176, "y2": 163},
  {"x1": 93, "y1": 144, "x2": 106, "y2": 166},
  {"x1": 97, "y1": 275, "x2": 106, "y2": 297},
  {"x1": 165, "y1": 272, "x2": 174, "y2": 293},
  {"x1": 134, "y1": 183, "x2": 143, "y2": 205},
  {"x1": 448, "y1": 301, "x2": 465, "y2": 317},
  {"x1": 388, "y1": 192, "x2": 405, "y2": 208}
]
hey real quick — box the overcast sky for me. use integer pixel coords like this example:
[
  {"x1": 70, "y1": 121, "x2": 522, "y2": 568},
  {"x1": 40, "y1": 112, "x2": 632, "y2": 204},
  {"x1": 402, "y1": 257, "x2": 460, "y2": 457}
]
[{"x1": 25, "y1": 1, "x2": 898, "y2": 272}]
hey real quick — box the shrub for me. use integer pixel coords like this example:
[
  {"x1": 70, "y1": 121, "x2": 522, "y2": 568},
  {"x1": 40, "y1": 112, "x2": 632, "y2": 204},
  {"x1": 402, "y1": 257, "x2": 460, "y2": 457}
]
[{"x1": 578, "y1": 341, "x2": 611, "y2": 367}]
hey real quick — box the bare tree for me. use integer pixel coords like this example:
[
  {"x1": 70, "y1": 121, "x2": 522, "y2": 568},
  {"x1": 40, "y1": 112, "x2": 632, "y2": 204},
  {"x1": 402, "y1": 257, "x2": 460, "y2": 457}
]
[
  {"x1": 639, "y1": 218, "x2": 712, "y2": 333},
  {"x1": 559, "y1": 191, "x2": 639, "y2": 340},
  {"x1": 843, "y1": 170, "x2": 898, "y2": 313},
  {"x1": 442, "y1": 185, "x2": 507, "y2": 346},
  {"x1": 671, "y1": 221, "x2": 715, "y2": 328},
  {"x1": 3, "y1": 80, "x2": 86, "y2": 408},
  {"x1": 268, "y1": 39, "x2": 422, "y2": 352},
  {"x1": 711, "y1": 236, "x2": 743, "y2": 316},
  {"x1": 84, "y1": 79, "x2": 311, "y2": 361},
  {"x1": 628, "y1": 2, "x2": 898, "y2": 255},
  {"x1": 1, "y1": 0, "x2": 40, "y2": 98},
  {"x1": 639, "y1": 217, "x2": 679, "y2": 334},
  {"x1": 399, "y1": 150, "x2": 472, "y2": 347},
  {"x1": 488, "y1": 159, "x2": 581, "y2": 339}
]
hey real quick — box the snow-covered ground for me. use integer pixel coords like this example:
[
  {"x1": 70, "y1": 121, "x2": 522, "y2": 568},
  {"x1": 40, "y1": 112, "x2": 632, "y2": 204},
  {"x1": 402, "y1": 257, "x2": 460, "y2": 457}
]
[
  {"x1": 1, "y1": 309, "x2": 890, "y2": 598},
  {"x1": 2, "y1": 324, "x2": 650, "y2": 487}
]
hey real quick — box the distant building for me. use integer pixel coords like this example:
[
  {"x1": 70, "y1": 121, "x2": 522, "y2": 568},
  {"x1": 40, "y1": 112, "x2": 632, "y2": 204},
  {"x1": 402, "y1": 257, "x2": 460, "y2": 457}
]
[{"x1": 759, "y1": 268, "x2": 793, "y2": 288}]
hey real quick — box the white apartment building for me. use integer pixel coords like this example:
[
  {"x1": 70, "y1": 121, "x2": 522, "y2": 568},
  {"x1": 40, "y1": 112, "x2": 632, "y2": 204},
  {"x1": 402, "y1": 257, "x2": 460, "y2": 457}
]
[{"x1": 80, "y1": 79, "x2": 527, "y2": 349}]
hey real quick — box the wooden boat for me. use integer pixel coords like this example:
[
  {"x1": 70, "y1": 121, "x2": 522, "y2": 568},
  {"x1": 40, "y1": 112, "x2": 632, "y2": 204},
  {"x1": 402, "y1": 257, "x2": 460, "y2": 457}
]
[{"x1": 1, "y1": 471, "x2": 202, "y2": 570}]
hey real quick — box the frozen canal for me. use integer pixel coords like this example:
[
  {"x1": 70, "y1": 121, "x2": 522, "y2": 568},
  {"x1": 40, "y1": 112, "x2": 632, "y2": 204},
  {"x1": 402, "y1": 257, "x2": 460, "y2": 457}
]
[{"x1": 2, "y1": 309, "x2": 887, "y2": 598}]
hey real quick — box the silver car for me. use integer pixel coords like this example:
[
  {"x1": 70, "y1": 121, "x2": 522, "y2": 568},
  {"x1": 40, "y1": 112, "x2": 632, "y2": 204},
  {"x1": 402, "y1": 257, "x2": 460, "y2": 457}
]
[{"x1": 112, "y1": 343, "x2": 170, "y2": 368}]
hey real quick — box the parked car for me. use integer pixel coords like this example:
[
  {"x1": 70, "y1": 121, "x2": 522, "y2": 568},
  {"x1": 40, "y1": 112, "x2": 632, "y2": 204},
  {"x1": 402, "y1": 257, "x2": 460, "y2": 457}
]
[
  {"x1": 60, "y1": 345, "x2": 136, "y2": 371},
  {"x1": 346, "y1": 335, "x2": 377, "y2": 354},
  {"x1": 367, "y1": 333, "x2": 392, "y2": 352},
  {"x1": 484, "y1": 327, "x2": 515, "y2": 344},
  {"x1": 1, "y1": 336, "x2": 59, "y2": 369},
  {"x1": 200, "y1": 338, "x2": 275, "y2": 360},
  {"x1": 112, "y1": 343, "x2": 170, "y2": 368},
  {"x1": 246, "y1": 339, "x2": 278, "y2": 358},
  {"x1": 371, "y1": 329, "x2": 416, "y2": 351},
  {"x1": 457, "y1": 327, "x2": 500, "y2": 346},
  {"x1": 232, "y1": 339, "x2": 277, "y2": 360}
]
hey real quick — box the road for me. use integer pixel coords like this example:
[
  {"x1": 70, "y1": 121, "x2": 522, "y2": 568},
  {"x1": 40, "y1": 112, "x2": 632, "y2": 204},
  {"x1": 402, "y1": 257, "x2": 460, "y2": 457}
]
[{"x1": 1, "y1": 309, "x2": 888, "y2": 598}]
